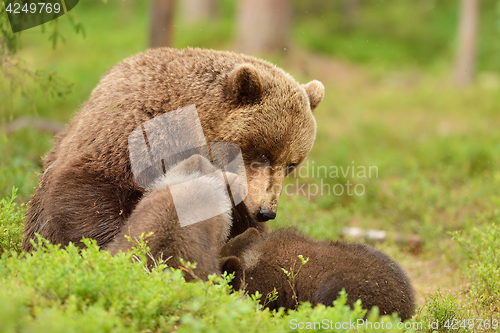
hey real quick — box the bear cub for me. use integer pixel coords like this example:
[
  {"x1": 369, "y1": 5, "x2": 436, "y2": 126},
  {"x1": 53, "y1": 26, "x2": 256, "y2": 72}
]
[
  {"x1": 107, "y1": 154, "x2": 244, "y2": 281},
  {"x1": 220, "y1": 228, "x2": 415, "y2": 320}
]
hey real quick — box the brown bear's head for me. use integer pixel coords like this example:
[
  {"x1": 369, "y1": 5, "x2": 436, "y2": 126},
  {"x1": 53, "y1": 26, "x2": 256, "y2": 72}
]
[{"x1": 221, "y1": 63, "x2": 324, "y2": 223}]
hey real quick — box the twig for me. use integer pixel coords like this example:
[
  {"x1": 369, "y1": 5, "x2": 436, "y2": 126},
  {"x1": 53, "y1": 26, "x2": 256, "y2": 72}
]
[{"x1": 2, "y1": 117, "x2": 65, "y2": 136}]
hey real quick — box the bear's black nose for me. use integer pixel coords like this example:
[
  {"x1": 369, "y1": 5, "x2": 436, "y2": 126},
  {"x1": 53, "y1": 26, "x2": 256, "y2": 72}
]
[{"x1": 258, "y1": 209, "x2": 276, "y2": 221}]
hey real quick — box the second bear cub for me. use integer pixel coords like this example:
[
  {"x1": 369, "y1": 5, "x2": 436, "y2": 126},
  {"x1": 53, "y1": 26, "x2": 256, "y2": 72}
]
[{"x1": 220, "y1": 228, "x2": 415, "y2": 320}]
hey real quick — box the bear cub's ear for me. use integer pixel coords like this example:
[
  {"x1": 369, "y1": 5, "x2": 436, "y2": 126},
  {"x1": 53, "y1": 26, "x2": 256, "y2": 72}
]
[
  {"x1": 227, "y1": 64, "x2": 263, "y2": 105},
  {"x1": 220, "y1": 256, "x2": 245, "y2": 290},
  {"x1": 220, "y1": 227, "x2": 262, "y2": 258},
  {"x1": 302, "y1": 80, "x2": 324, "y2": 111}
]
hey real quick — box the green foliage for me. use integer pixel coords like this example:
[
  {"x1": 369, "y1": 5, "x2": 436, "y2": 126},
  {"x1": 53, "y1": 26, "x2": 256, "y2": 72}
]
[
  {"x1": 1, "y1": 1, "x2": 148, "y2": 122},
  {"x1": 0, "y1": 237, "x2": 409, "y2": 332},
  {"x1": 293, "y1": 0, "x2": 500, "y2": 72},
  {"x1": 0, "y1": 130, "x2": 53, "y2": 201},
  {"x1": 281, "y1": 254, "x2": 310, "y2": 281},
  {"x1": 0, "y1": 1, "x2": 19, "y2": 54},
  {"x1": 416, "y1": 215, "x2": 500, "y2": 330},
  {"x1": 264, "y1": 288, "x2": 279, "y2": 308},
  {"x1": 281, "y1": 255, "x2": 310, "y2": 309},
  {"x1": 0, "y1": 0, "x2": 92, "y2": 119},
  {"x1": 420, "y1": 290, "x2": 468, "y2": 333},
  {"x1": 0, "y1": 54, "x2": 75, "y2": 117},
  {"x1": 0, "y1": 187, "x2": 24, "y2": 254},
  {"x1": 250, "y1": 288, "x2": 280, "y2": 310},
  {"x1": 453, "y1": 218, "x2": 500, "y2": 313}
]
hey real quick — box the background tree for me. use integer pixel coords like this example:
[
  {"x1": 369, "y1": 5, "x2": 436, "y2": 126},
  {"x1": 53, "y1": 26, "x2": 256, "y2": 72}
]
[
  {"x1": 455, "y1": 0, "x2": 480, "y2": 86},
  {"x1": 342, "y1": 0, "x2": 358, "y2": 31},
  {"x1": 180, "y1": 0, "x2": 217, "y2": 24},
  {"x1": 236, "y1": 0, "x2": 291, "y2": 53},
  {"x1": 149, "y1": 0, "x2": 176, "y2": 48}
]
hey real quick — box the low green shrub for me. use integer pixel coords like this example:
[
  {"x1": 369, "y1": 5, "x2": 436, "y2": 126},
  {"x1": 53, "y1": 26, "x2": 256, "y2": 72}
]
[
  {"x1": 0, "y1": 236, "x2": 414, "y2": 332},
  {"x1": 420, "y1": 290, "x2": 468, "y2": 333},
  {"x1": 0, "y1": 187, "x2": 24, "y2": 255},
  {"x1": 453, "y1": 217, "x2": 500, "y2": 314}
]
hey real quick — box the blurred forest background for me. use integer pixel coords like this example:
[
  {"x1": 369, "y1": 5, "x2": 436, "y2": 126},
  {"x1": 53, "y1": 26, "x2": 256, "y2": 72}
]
[{"x1": 1, "y1": 0, "x2": 500, "y2": 328}]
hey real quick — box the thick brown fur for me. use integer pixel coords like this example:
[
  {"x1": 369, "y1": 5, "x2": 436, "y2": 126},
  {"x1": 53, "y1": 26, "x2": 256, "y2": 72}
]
[
  {"x1": 220, "y1": 228, "x2": 416, "y2": 320},
  {"x1": 106, "y1": 154, "x2": 235, "y2": 281},
  {"x1": 23, "y1": 48, "x2": 324, "y2": 251}
]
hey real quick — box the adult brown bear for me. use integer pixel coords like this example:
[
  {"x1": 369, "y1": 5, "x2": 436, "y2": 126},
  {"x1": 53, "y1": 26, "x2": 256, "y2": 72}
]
[{"x1": 23, "y1": 48, "x2": 324, "y2": 251}]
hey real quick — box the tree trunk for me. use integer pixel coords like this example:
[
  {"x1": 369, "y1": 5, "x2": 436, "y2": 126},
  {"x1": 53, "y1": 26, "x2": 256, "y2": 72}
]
[
  {"x1": 150, "y1": 0, "x2": 176, "y2": 48},
  {"x1": 342, "y1": 0, "x2": 358, "y2": 31},
  {"x1": 180, "y1": 0, "x2": 217, "y2": 23},
  {"x1": 455, "y1": 0, "x2": 480, "y2": 86},
  {"x1": 236, "y1": 0, "x2": 291, "y2": 53}
]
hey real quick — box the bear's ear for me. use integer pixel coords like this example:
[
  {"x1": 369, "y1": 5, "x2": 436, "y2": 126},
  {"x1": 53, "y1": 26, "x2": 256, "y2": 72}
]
[
  {"x1": 227, "y1": 64, "x2": 263, "y2": 105},
  {"x1": 220, "y1": 227, "x2": 262, "y2": 258},
  {"x1": 220, "y1": 256, "x2": 244, "y2": 290},
  {"x1": 220, "y1": 256, "x2": 242, "y2": 274},
  {"x1": 302, "y1": 80, "x2": 324, "y2": 111}
]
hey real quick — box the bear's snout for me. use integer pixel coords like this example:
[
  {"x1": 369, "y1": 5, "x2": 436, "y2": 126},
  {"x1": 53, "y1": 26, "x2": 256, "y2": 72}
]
[{"x1": 257, "y1": 208, "x2": 277, "y2": 222}]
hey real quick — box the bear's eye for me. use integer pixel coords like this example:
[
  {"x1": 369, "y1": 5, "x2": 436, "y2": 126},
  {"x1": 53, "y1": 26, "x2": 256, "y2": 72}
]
[
  {"x1": 258, "y1": 154, "x2": 270, "y2": 164},
  {"x1": 286, "y1": 163, "x2": 297, "y2": 176}
]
